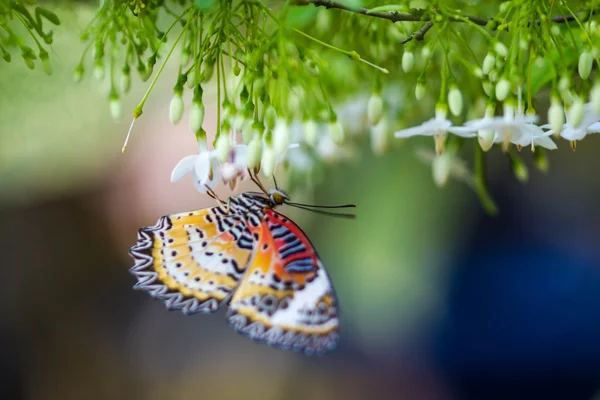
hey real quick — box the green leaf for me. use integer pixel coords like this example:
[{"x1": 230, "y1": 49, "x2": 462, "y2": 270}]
[
  {"x1": 367, "y1": 5, "x2": 405, "y2": 14},
  {"x1": 194, "y1": 0, "x2": 216, "y2": 11}
]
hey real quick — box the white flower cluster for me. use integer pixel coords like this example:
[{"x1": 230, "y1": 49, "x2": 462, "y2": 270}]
[
  {"x1": 170, "y1": 119, "x2": 353, "y2": 193},
  {"x1": 394, "y1": 85, "x2": 600, "y2": 155}
]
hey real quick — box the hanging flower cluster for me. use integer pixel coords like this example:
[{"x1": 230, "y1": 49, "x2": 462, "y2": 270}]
[
  {"x1": 0, "y1": 1, "x2": 60, "y2": 74},
  {"x1": 60, "y1": 0, "x2": 600, "y2": 213}
]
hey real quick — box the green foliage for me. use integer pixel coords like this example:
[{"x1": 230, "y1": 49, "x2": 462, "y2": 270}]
[{"x1": 0, "y1": 0, "x2": 60, "y2": 73}]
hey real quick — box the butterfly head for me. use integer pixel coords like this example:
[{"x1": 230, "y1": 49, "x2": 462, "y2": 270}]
[{"x1": 268, "y1": 189, "x2": 290, "y2": 206}]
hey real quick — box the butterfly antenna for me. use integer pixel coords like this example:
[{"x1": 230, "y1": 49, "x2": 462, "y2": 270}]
[
  {"x1": 286, "y1": 202, "x2": 356, "y2": 209},
  {"x1": 273, "y1": 174, "x2": 279, "y2": 190},
  {"x1": 205, "y1": 185, "x2": 225, "y2": 204},
  {"x1": 287, "y1": 203, "x2": 356, "y2": 219}
]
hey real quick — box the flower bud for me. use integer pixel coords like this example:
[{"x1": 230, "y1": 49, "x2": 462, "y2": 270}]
[
  {"x1": 247, "y1": 135, "x2": 262, "y2": 169},
  {"x1": 448, "y1": 85, "x2": 463, "y2": 116},
  {"x1": 558, "y1": 75, "x2": 570, "y2": 92},
  {"x1": 273, "y1": 119, "x2": 290, "y2": 156},
  {"x1": 415, "y1": 81, "x2": 426, "y2": 100},
  {"x1": 550, "y1": 25, "x2": 561, "y2": 36},
  {"x1": 242, "y1": 119, "x2": 254, "y2": 144},
  {"x1": 402, "y1": 51, "x2": 414, "y2": 72},
  {"x1": 367, "y1": 92, "x2": 384, "y2": 126},
  {"x1": 40, "y1": 53, "x2": 52, "y2": 76},
  {"x1": 94, "y1": 62, "x2": 105, "y2": 81},
  {"x1": 494, "y1": 42, "x2": 508, "y2": 58},
  {"x1": 370, "y1": 118, "x2": 391, "y2": 155},
  {"x1": 189, "y1": 100, "x2": 205, "y2": 132},
  {"x1": 329, "y1": 119, "x2": 345, "y2": 145},
  {"x1": 169, "y1": 92, "x2": 184, "y2": 125},
  {"x1": 215, "y1": 133, "x2": 231, "y2": 163},
  {"x1": 73, "y1": 64, "x2": 84, "y2": 83},
  {"x1": 421, "y1": 46, "x2": 432, "y2": 61},
  {"x1": 568, "y1": 97, "x2": 585, "y2": 128},
  {"x1": 482, "y1": 53, "x2": 495, "y2": 75},
  {"x1": 432, "y1": 153, "x2": 452, "y2": 187},
  {"x1": 482, "y1": 80, "x2": 493, "y2": 96},
  {"x1": 303, "y1": 119, "x2": 318, "y2": 146},
  {"x1": 511, "y1": 155, "x2": 529, "y2": 183},
  {"x1": 548, "y1": 97, "x2": 564, "y2": 136},
  {"x1": 495, "y1": 78, "x2": 510, "y2": 101},
  {"x1": 590, "y1": 82, "x2": 600, "y2": 115},
  {"x1": 120, "y1": 73, "x2": 131, "y2": 93},
  {"x1": 478, "y1": 129, "x2": 495, "y2": 151},
  {"x1": 534, "y1": 148, "x2": 549, "y2": 173},
  {"x1": 578, "y1": 50, "x2": 593, "y2": 80},
  {"x1": 261, "y1": 145, "x2": 276, "y2": 177},
  {"x1": 264, "y1": 105, "x2": 277, "y2": 130},
  {"x1": 109, "y1": 94, "x2": 123, "y2": 121}
]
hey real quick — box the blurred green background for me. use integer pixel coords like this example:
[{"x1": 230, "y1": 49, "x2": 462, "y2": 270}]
[{"x1": 4, "y1": 3, "x2": 600, "y2": 400}]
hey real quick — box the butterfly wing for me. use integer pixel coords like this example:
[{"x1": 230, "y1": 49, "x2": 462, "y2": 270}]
[
  {"x1": 227, "y1": 209, "x2": 339, "y2": 355},
  {"x1": 129, "y1": 206, "x2": 254, "y2": 314}
]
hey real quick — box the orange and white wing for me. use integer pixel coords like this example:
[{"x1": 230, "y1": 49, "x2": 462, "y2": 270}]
[
  {"x1": 129, "y1": 206, "x2": 254, "y2": 314},
  {"x1": 227, "y1": 209, "x2": 339, "y2": 355}
]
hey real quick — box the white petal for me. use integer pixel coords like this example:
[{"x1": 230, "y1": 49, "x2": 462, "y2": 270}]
[
  {"x1": 534, "y1": 136, "x2": 557, "y2": 150},
  {"x1": 447, "y1": 126, "x2": 478, "y2": 138},
  {"x1": 170, "y1": 155, "x2": 197, "y2": 182},
  {"x1": 193, "y1": 152, "x2": 213, "y2": 184},
  {"x1": 394, "y1": 118, "x2": 447, "y2": 138},
  {"x1": 231, "y1": 145, "x2": 248, "y2": 168},
  {"x1": 560, "y1": 126, "x2": 587, "y2": 141},
  {"x1": 587, "y1": 122, "x2": 600, "y2": 133}
]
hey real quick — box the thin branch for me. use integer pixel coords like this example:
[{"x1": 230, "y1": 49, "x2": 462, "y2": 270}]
[
  {"x1": 400, "y1": 21, "x2": 434, "y2": 45},
  {"x1": 294, "y1": 0, "x2": 596, "y2": 27}
]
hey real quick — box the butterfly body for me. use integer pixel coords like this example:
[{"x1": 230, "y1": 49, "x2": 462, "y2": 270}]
[{"x1": 129, "y1": 190, "x2": 340, "y2": 355}]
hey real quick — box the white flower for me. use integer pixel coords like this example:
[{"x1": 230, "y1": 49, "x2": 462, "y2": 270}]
[
  {"x1": 171, "y1": 150, "x2": 219, "y2": 192},
  {"x1": 511, "y1": 124, "x2": 557, "y2": 151},
  {"x1": 463, "y1": 103, "x2": 539, "y2": 151},
  {"x1": 395, "y1": 106, "x2": 464, "y2": 154},
  {"x1": 543, "y1": 102, "x2": 600, "y2": 142}
]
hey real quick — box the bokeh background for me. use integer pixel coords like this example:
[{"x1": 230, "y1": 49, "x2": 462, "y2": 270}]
[{"x1": 3, "y1": 4, "x2": 600, "y2": 400}]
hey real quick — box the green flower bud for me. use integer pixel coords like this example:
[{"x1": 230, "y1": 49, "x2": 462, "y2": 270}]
[
  {"x1": 73, "y1": 64, "x2": 84, "y2": 83},
  {"x1": 40, "y1": 52, "x2": 52, "y2": 76},
  {"x1": 215, "y1": 133, "x2": 231, "y2": 163},
  {"x1": 421, "y1": 46, "x2": 432, "y2": 61},
  {"x1": 370, "y1": 117, "x2": 391, "y2": 155},
  {"x1": 273, "y1": 119, "x2": 290, "y2": 156},
  {"x1": 482, "y1": 53, "x2": 495, "y2": 75},
  {"x1": 109, "y1": 93, "x2": 123, "y2": 121},
  {"x1": 558, "y1": 75, "x2": 570, "y2": 92},
  {"x1": 415, "y1": 80, "x2": 426, "y2": 100},
  {"x1": 478, "y1": 129, "x2": 495, "y2": 151},
  {"x1": 568, "y1": 97, "x2": 585, "y2": 128},
  {"x1": 94, "y1": 61, "x2": 105, "y2": 81},
  {"x1": 304, "y1": 58, "x2": 320, "y2": 77},
  {"x1": 511, "y1": 155, "x2": 528, "y2": 183},
  {"x1": 264, "y1": 105, "x2": 277, "y2": 130},
  {"x1": 233, "y1": 64, "x2": 241, "y2": 76},
  {"x1": 495, "y1": 78, "x2": 510, "y2": 101},
  {"x1": 432, "y1": 153, "x2": 452, "y2": 187},
  {"x1": 548, "y1": 97, "x2": 564, "y2": 136},
  {"x1": 189, "y1": 100, "x2": 205, "y2": 132},
  {"x1": 242, "y1": 119, "x2": 254, "y2": 144},
  {"x1": 367, "y1": 92, "x2": 384, "y2": 126},
  {"x1": 402, "y1": 51, "x2": 414, "y2": 72},
  {"x1": 494, "y1": 42, "x2": 508, "y2": 58},
  {"x1": 169, "y1": 93, "x2": 184, "y2": 125},
  {"x1": 448, "y1": 85, "x2": 463, "y2": 116},
  {"x1": 534, "y1": 148, "x2": 549, "y2": 173},
  {"x1": 329, "y1": 119, "x2": 345, "y2": 145},
  {"x1": 247, "y1": 135, "x2": 262, "y2": 169},
  {"x1": 578, "y1": 50, "x2": 593, "y2": 80},
  {"x1": 261, "y1": 145, "x2": 276, "y2": 177},
  {"x1": 303, "y1": 119, "x2": 318, "y2": 146},
  {"x1": 482, "y1": 80, "x2": 492, "y2": 96},
  {"x1": 120, "y1": 73, "x2": 131, "y2": 93}
]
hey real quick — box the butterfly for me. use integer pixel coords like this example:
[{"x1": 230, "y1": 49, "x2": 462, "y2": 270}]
[{"x1": 128, "y1": 180, "x2": 355, "y2": 355}]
